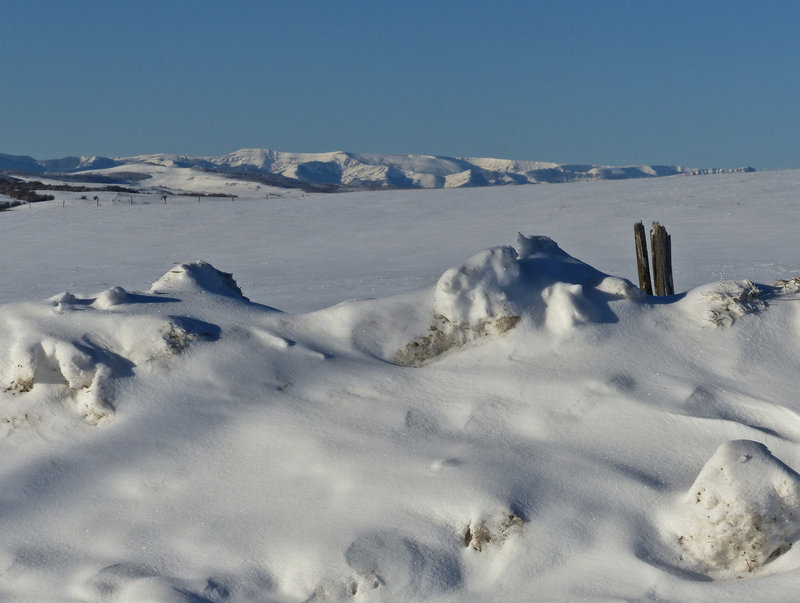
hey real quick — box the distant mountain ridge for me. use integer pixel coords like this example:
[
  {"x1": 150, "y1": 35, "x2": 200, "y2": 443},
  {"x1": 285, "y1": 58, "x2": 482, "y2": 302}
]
[{"x1": 0, "y1": 149, "x2": 755, "y2": 190}]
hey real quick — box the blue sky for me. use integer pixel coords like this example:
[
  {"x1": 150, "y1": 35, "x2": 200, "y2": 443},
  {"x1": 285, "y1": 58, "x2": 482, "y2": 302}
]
[{"x1": 2, "y1": 0, "x2": 798, "y2": 169}]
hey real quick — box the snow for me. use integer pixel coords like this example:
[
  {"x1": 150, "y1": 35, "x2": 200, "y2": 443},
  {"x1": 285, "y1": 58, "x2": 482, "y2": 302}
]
[
  {"x1": 92, "y1": 162, "x2": 291, "y2": 197},
  {"x1": 672, "y1": 440, "x2": 800, "y2": 577},
  {"x1": 1, "y1": 169, "x2": 800, "y2": 600},
  {"x1": 2, "y1": 148, "x2": 749, "y2": 191}
]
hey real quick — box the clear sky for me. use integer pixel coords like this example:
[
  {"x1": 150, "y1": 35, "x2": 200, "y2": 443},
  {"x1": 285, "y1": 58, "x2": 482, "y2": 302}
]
[{"x1": 2, "y1": 0, "x2": 799, "y2": 170}]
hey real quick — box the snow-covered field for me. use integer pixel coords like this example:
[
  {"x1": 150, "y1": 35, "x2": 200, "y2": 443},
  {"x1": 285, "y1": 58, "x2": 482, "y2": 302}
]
[{"x1": 2, "y1": 169, "x2": 800, "y2": 601}]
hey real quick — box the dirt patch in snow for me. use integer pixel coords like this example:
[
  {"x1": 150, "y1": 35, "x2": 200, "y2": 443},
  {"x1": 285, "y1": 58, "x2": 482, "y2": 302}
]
[
  {"x1": 395, "y1": 314, "x2": 520, "y2": 367},
  {"x1": 463, "y1": 512, "x2": 525, "y2": 552}
]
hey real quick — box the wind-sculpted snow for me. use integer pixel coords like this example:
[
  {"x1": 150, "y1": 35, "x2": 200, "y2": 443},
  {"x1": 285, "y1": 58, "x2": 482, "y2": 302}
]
[
  {"x1": 434, "y1": 245, "x2": 520, "y2": 327},
  {"x1": 3, "y1": 234, "x2": 800, "y2": 600},
  {"x1": 1, "y1": 265, "x2": 231, "y2": 426},
  {"x1": 395, "y1": 234, "x2": 642, "y2": 365},
  {"x1": 150, "y1": 260, "x2": 250, "y2": 300}
]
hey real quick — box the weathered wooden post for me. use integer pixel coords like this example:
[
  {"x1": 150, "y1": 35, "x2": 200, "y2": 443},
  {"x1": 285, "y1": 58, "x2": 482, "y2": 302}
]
[
  {"x1": 664, "y1": 227, "x2": 674, "y2": 295},
  {"x1": 650, "y1": 221, "x2": 674, "y2": 296},
  {"x1": 634, "y1": 221, "x2": 653, "y2": 295}
]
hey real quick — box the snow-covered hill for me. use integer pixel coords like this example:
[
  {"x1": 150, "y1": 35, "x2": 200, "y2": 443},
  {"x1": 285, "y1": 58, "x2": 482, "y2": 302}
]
[
  {"x1": 0, "y1": 148, "x2": 754, "y2": 190},
  {"x1": 1, "y1": 170, "x2": 800, "y2": 601}
]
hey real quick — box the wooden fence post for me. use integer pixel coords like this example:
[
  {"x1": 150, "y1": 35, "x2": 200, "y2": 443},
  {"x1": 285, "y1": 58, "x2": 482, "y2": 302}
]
[
  {"x1": 650, "y1": 221, "x2": 674, "y2": 296},
  {"x1": 664, "y1": 227, "x2": 674, "y2": 295},
  {"x1": 634, "y1": 221, "x2": 653, "y2": 295}
]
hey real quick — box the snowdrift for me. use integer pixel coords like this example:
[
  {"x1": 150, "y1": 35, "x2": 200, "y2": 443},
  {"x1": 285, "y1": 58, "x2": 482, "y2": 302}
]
[
  {"x1": 2, "y1": 235, "x2": 800, "y2": 601},
  {"x1": 1, "y1": 263, "x2": 239, "y2": 425},
  {"x1": 394, "y1": 234, "x2": 642, "y2": 365}
]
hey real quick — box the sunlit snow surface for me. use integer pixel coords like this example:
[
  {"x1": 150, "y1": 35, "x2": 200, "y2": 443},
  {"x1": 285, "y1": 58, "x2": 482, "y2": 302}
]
[{"x1": 2, "y1": 170, "x2": 800, "y2": 601}]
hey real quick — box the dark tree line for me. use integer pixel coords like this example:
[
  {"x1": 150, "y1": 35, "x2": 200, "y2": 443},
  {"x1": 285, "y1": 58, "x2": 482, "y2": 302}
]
[{"x1": 0, "y1": 175, "x2": 137, "y2": 204}]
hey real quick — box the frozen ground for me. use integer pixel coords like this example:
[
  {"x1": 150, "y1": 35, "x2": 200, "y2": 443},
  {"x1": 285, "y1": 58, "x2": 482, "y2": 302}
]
[{"x1": 1, "y1": 169, "x2": 800, "y2": 601}]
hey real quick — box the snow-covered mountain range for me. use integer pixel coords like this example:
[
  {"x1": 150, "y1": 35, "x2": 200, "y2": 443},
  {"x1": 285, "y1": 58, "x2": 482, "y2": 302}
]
[{"x1": 0, "y1": 149, "x2": 754, "y2": 190}]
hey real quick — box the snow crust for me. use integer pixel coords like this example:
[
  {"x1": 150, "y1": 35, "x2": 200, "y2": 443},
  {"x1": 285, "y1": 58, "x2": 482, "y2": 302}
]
[{"x1": 2, "y1": 170, "x2": 800, "y2": 601}]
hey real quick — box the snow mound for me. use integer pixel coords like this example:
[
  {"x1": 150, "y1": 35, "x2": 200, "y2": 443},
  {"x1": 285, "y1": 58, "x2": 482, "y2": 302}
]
[
  {"x1": 3, "y1": 312, "x2": 216, "y2": 425},
  {"x1": 434, "y1": 245, "x2": 520, "y2": 328},
  {"x1": 396, "y1": 234, "x2": 641, "y2": 364},
  {"x1": 2, "y1": 275, "x2": 225, "y2": 425},
  {"x1": 682, "y1": 280, "x2": 767, "y2": 327},
  {"x1": 150, "y1": 261, "x2": 249, "y2": 300},
  {"x1": 680, "y1": 276, "x2": 800, "y2": 327},
  {"x1": 93, "y1": 286, "x2": 130, "y2": 309},
  {"x1": 7, "y1": 338, "x2": 114, "y2": 424},
  {"x1": 676, "y1": 440, "x2": 800, "y2": 577}
]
